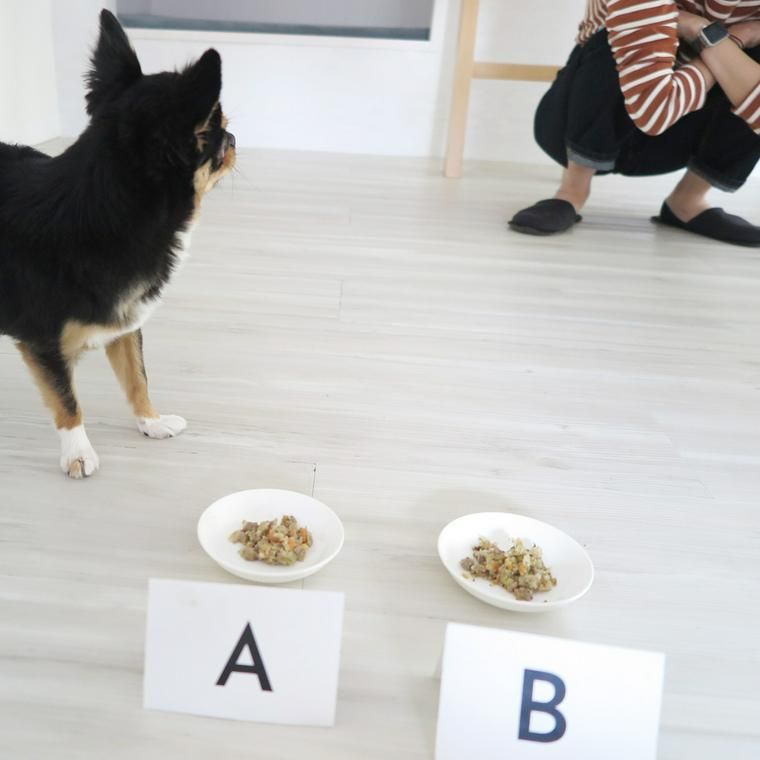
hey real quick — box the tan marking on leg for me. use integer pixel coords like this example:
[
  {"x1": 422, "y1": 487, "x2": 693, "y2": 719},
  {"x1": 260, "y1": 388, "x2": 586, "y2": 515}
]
[
  {"x1": 105, "y1": 331, "x2": 158, "y2": 419},
  {"x1": 61, "y1": 320, "x2": 122, "y2": 360},
  {"x1": 60, "y1": 321, "x2": 91, "y2": 359},
  {"x1": 16, "y1": 342, "x2": 82, "y2": 429}
]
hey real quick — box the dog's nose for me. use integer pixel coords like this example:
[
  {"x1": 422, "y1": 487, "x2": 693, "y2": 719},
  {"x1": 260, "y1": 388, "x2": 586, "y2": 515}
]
[{"x1": 227, "y1": 132, "x2": 236, "y2": 150}]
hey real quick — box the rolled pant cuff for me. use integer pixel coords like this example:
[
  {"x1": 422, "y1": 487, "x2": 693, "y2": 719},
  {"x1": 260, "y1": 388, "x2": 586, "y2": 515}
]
[
  {"x1": 687, "y1": 159, "x2": 744, "y2": 193},
  {"x1": 566, "y1": 145, "x2": 617, "y2": 172}
]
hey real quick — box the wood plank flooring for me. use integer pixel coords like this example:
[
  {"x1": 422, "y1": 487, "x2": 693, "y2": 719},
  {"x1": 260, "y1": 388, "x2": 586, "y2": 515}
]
[{"x1": 1, "y1": 147, "x2": 759, "y2": 758}]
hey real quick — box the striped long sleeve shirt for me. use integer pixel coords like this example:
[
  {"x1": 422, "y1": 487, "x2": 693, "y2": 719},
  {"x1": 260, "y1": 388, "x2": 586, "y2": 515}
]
[{"x1": 579, "y1": 1, "x2": 760, "y2": 135}]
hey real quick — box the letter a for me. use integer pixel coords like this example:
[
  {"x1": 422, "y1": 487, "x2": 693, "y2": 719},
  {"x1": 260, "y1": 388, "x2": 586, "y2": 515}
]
[
  {"x1": 518, "y1": 669, "x2": 566, "y2": 742},
  {"x1": 216, "y1": 622, "x2": 273, "y2": 691}
]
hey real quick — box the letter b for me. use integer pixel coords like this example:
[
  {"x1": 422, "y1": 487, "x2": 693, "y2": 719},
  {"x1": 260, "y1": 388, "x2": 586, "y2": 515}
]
[{"x1": 518, "y1": 669, "x2": 566, "y2": 742}]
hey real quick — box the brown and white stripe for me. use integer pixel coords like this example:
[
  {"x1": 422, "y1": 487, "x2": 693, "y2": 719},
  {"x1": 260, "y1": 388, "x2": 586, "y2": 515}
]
[{"x1": 578, "y1": 0, "x2": 760, "y2": 134}]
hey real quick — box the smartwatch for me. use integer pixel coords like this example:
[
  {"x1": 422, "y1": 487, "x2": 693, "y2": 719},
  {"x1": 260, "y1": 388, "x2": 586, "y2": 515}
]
[{"x1": 692, "y1": 21, "x2": 729, "y2": 53}]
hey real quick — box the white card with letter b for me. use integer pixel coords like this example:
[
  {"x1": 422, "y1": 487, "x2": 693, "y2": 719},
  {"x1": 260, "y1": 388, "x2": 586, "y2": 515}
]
[
  {"x1": 436, "y1": 623, "x2": 664, "y2": 759},
  {"x1": 143, "y1": 579, "x2": 344, "y2": 726}
]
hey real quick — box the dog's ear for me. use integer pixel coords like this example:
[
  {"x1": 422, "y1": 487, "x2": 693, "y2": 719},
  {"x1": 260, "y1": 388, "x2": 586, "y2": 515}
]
[
  {"x1": 86, "y1": 9, "x2": 142, "y2": 115},
  {"x1": 178, "y1": 49, "x2": 222, "y2": 129}
]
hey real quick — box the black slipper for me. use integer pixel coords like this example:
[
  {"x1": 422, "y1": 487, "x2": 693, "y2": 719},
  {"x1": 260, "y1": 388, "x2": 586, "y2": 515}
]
[
  {"x1": 509, "y1": 199, "x2": 582, "y2": 236},
  {"x1": 652, "y1": 202, "x2": 760, "y2": 247}
]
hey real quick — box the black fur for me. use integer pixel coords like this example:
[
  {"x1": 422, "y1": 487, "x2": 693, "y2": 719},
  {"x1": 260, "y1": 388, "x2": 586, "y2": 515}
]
[
  {"x1": 32, "y1": 347, "x2": 79, "y2": 417},
  {"x1": 85, "y1": 8, "x2": 142, "y2": 116},
  {"x1": 0, "y1": 9, "x2": 232, "y2": 384},
  {"x1": 0, "y1": 10, "x2": 235, "y2": 452},
  {"x1": 0, "y1": 10, "x2": 234, "y2": 478}
]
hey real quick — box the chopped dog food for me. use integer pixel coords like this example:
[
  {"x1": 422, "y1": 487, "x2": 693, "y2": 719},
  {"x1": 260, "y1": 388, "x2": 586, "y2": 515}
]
[
  {"x1": 229, "y1": 515, "x2": 313, "y2": 566},
  {"x1": 460, "y1": 537, "x2": 557, "y2": 601}
]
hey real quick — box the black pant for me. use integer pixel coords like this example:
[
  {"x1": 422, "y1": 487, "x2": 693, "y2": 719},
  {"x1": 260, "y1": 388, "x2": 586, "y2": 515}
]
[{"x1": 535, "y1": 30, "x2": 760, "y2": 191}]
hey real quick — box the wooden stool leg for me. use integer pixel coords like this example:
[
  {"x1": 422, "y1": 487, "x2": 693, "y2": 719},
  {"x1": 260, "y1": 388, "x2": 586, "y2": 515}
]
[{"x1": 444, "y1": 0, "x2": 480, "y2": 178}]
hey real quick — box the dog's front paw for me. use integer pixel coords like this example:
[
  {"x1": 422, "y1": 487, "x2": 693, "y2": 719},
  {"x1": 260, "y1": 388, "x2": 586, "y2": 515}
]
[
  {"x1": 58, "y1": 426, "x2": 100, "y2": 479},
  {"x1": 137, "y1": 415, "x2": 187, "y2": 439}
]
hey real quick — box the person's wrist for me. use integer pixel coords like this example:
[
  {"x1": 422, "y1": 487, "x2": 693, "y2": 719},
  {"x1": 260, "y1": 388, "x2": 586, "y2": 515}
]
[
  {"x1": 690, "y1": 19, "x2": 710, "y2": 43},
  {"x1": 727, "y1": 23, "x2": 752, "y2": 49},
  {"x1": 693, "y1": 20, "x2": 731, "y2": 54}
]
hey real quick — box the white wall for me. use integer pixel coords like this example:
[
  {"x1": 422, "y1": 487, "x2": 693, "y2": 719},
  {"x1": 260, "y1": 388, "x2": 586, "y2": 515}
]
[
  {"x1": 465, "y1": 0, "x2": 586, "y2": 163},
  {"x1": 52, "y1": 0, "x2": 115, "y2": 140},
  {"x1": 119, "y1": 0, "x2": 436, "y2": 29},
  {"x1": 0, "y1": 0, "x2": 60, "y2": 145},
  {"x1": 18, "y1": 0, "x2": 586, "y2": 164},
  {"x1": 108, "y1": 0, "x2": 583, "y2": 162}
]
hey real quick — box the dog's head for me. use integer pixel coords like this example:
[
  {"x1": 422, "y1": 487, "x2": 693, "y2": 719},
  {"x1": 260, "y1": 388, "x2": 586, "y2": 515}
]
[{"x1": 86, "y1": 10, "x2": 235, "y2": 203}]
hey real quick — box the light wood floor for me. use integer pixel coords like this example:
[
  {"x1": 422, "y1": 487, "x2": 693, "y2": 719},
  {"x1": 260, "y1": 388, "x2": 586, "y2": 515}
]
[{"x1": 1, "y1": 148, "x2": 759, "y2": 759}]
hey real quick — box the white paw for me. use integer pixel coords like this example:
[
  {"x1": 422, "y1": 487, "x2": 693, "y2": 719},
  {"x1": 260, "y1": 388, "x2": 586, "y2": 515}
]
[
  {"x1": 58, "y1": 425, "x2": 100, "y2": 479},
  {"x1": 137, "y1": 414, "x2": 187, "y2": 439}
]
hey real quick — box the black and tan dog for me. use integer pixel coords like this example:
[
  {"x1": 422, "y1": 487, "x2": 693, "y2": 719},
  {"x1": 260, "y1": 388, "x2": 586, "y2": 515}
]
[{"x1": 0, "y1": 10, "x2": 235, "y2": 478}]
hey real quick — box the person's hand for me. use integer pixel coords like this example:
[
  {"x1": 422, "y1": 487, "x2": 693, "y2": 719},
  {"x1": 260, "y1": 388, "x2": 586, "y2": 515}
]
[
  {"x1": 728, "y1": 20, "x2": 760, "y2": 50},
  {"x1": 677, "y1": 10, "x2": 709, "y2": 42}
]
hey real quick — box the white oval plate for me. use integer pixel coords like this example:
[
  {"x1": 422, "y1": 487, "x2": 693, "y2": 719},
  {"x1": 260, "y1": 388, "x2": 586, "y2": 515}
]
[
  {"x1": 197, "y1": 489, "x2": 345, "y2": 584},
  {"x1": 438, "y1": 512, "x2": 593, "y2": 613}
]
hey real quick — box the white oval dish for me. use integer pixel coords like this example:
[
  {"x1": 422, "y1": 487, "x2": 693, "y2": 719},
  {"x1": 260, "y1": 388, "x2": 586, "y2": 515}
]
[
  {"x1": 197, "y1": 489, "x2": 345, "y2": 584},
  {"x1": 437, "y1": 512, "x2": 594, "y2": 613}
]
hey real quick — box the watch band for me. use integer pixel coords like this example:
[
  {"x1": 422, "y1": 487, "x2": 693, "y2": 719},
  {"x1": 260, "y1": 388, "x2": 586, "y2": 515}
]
[{"x1": 692, "y1": 21, "x2": 730, "y2": 54}]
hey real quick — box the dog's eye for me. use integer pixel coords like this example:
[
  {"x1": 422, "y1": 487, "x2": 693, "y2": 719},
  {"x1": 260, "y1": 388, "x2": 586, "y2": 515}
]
[{"x1": 194, "y1": 104, "x2": 222, "y2": 151}]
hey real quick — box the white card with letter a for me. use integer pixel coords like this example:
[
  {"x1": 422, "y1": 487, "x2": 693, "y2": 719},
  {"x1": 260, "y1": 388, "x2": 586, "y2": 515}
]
[
  {"x1": 143, "y1": 579, "x2": 344, "y2": 726},
  {"x1": 436, "y1": 623, "x2": 664, "y2": 760}
]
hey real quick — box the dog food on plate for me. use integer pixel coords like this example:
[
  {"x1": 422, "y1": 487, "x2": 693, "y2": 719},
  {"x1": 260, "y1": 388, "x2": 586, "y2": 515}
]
[
  {"x1": 229, "y1": 515, "x2": 313, "y2": 565},
  {"x1": 460, "y1": 537, "x2": 557, "y2": 601}
]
